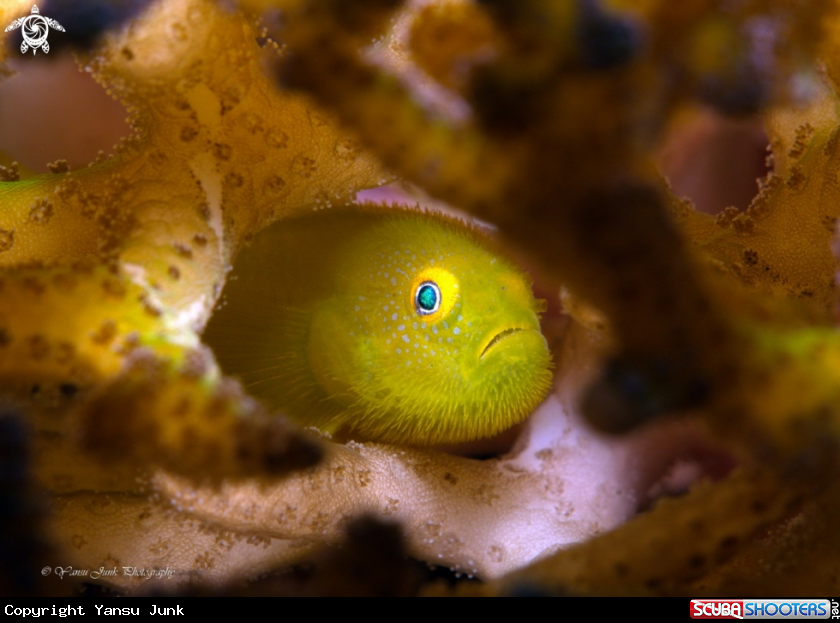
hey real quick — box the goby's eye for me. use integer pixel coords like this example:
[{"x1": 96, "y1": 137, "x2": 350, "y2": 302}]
[{"x1": 415, "y1": 281, "x2": 440, "y2": 315}]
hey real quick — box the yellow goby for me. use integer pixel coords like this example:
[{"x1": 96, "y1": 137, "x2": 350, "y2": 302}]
[{"x1": 204, "y1": 206, "x2": 553, "y2": 445}]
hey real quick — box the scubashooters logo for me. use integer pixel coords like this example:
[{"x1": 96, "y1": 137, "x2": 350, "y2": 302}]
[
  {"x1": 690, "y1": 599, "x2": 834, "y2": 619},
  {"x1": 4, "y1": 5, "x2": 65, "y2": 54}
]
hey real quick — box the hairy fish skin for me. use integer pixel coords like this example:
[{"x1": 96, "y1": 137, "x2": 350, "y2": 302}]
[{"x1": 204, "y1": 206, "x2": 552, "y2": 445}]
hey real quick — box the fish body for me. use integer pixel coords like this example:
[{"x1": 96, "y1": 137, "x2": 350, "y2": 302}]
[{"x1": 204, "y1": 206, "x2": 552, "y2": 445}]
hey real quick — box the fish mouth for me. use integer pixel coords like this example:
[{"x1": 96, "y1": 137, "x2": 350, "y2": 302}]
[{"x1": 479, "y1": 326, "x2": 526, "y2": 359}]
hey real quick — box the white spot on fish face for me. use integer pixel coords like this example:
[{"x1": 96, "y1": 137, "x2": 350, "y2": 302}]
[
  {"x1": 397, "y1": 324, "x2": 405, "y2": 331},
  {"x1": 454, "y1": 327, "x2": 461, "y2": 335},
  {"x1": 391, "y1": 277, "x2": 397, "y2": 286},
  {"x1": 402, "y1": 335, "x2": 410, "y2": 343}
]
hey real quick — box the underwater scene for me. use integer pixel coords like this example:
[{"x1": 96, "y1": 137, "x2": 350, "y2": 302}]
[{"x1": 0, "y1": 0, "x2": 838, "y2": 597}]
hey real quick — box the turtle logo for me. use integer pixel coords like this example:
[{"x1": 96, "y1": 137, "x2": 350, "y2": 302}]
[{"x1": 5, "y1": 5, "x2": 65, "y2": 55}]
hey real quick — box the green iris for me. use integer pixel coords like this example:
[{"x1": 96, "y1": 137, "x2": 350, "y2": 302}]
[{"x1": 415, "y1": 282, "x2": 440, "y2": 315}]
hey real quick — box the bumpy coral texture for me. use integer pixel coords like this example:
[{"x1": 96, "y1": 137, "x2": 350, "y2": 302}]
[{"x1": 2, "y1": 0, "x2": 840, "y2": 595}]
